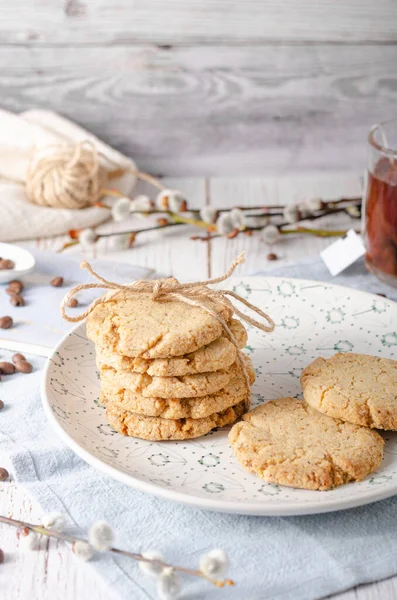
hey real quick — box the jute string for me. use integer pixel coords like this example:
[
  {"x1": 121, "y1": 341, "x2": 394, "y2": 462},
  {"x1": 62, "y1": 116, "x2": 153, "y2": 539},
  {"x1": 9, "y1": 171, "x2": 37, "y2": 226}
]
[
  {"x1": 61, "y1": 252, "x2": 275, "y2": 396},
  {"x1": 25, "y1": 142, "x2": 110, "y2": 209},
  {"x1": 25, "y1": 141, "x2": 163, "y2": 209}
]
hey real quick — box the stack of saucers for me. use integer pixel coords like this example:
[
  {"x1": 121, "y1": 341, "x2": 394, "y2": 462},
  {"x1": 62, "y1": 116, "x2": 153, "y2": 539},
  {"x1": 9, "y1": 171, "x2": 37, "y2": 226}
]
[{"x1": 86, "y1": 293, "x2": 255, "y2": 441}]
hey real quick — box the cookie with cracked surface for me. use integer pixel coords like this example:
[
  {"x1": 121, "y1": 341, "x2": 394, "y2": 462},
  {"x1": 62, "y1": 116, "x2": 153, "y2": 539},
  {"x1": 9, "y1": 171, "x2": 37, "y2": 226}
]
[
  {"x1": 96, "y1": 318, "x2": 248, "y2": 376},
  {"x1": 229, "y1": 398, "x2": 384, "y2": 491},
  {"x1": 86, "y1": 291, "x2": 233, "y2": 359},
  {"x1": 301, "y1": 353, "x2": 397, "y2": 430},
  {"x1": 106, "y1": 398, "x2": 249, "y2": 441},
  {"x1": 100, "y1": 355, "x2": 253, "y2": 399},
  {"x1": 101, "y1": 364, "x2": 230, "y2": 398},
  {"x1": 100, "y1": 362, "x2": 255, "y2": 419}
]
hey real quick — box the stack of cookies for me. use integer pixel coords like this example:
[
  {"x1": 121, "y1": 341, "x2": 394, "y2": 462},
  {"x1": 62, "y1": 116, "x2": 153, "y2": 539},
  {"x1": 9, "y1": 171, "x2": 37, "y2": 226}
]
[{"x1": 86, "y1": 293, "x2": 255, "y2": 441}]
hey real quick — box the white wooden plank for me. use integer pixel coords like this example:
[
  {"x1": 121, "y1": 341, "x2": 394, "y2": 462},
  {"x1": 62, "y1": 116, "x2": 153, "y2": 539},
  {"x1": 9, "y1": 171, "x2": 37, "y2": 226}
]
[
  {"x1": 332, "y1": 579, "x2": 397, "y2": 600},
  {"x1": 0, "y1": 0, "x2": 396, "y2": 44},
  {"x1": 358, "y1": 579, "x2": 397, "y2": 600},
  {"x1": 209, "y1": 174, "x2": 362, "y2": 277},
  {"x1": 0, "y1": 483, "x2": 111, "y2": 600},
  {"x1": 0, "y1": 45, "x2": 395, "y2": 175}
]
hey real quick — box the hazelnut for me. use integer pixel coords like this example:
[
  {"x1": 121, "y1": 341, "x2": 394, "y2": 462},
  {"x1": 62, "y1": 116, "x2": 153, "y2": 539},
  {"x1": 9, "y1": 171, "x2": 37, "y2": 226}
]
[
  {"x1": 0, "y1": 316, "x2": 13, "y2": 329},
  {"x1": 10, "y1": 295, "x2": 25, "y2": 307},
  {"x1": 12, "y1": 353, "x2": 26, "y2": 364},
  {"x1": 0, "y1": 362, "x2": 15, "y2": 375},
  {"x1": 50, "y1": 276, "x2": 64, "y2": 287},
  {"x1": 15, "y1": 361, "x2": 33, "y2": 374},
  {"x1": 0, "y1": 467, "x2": 9, "y2": 481},
  {"x1": 7, "y1": 280, "x2": 23, "y2": 294}
]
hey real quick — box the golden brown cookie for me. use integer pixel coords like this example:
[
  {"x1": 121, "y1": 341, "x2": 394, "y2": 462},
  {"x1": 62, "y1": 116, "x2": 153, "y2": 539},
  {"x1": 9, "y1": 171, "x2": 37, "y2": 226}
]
[
  {"x1": 99, "y1": 357, "x2": 250, "y2": 399},
  {"x1": 229, "y1": 398, "x2": 384, "y2": 491},
  {"x1": 106, "y1": 398, "x2": 249, "y2": 441},
  {"x1": 96, "y1": 319, "x2": 248, "y2": 376},
  {"x1": 86, "y1": 291, "x2": 233, "y2": 359},
  {"x1": 301, "y1": 353, "x2": 397, "y2": 430},
  {"x1": 100, "y1": 363, "x2": 255, "y2": 419},
  {"x1": 101, "y1": 364, "x2": 230, "y2": 399}
]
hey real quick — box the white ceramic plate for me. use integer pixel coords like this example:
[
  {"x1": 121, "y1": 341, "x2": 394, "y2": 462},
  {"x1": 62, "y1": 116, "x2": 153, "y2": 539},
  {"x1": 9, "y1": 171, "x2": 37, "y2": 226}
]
[
  {"x1": 42, "y1": 277, "x2": 397, "y2": 516},
  {"x1": 0, "y1": 242, "x2": 35, "y2": 284}
]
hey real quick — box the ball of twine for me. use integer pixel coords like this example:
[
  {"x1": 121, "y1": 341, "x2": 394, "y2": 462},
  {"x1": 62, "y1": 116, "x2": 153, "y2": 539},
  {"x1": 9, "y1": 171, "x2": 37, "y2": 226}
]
[{"x1": 25, "y1": 142, "x2": 108, "y2": 209}]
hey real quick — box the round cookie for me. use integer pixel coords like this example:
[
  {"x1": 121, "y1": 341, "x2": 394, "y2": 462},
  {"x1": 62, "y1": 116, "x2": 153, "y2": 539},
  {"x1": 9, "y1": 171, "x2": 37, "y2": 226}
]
[
  {"x1": 100, "y1": 357, "x2": 248, "y2": 399},
  {"x1": 229, "y1": 398, "x2": 384, "y2": 491},
  {"x1": 101, "y1": 364, "x2": 231, "y2": 399},
  {"x1": 86, "y1": 292, "x2": 233, "y2": 359},
  {"x1": 301, "y1": 353, "x2": 397, "y2": 430},
  {"x1": 106, "y1": 398, "x2": 249, "y2": 441},
  {"x1": 96, "y1": 319, "x2": 248, "y2": 376},
  {"x1": 100, "y1": 367, "x2": 254, "y2": 419}
]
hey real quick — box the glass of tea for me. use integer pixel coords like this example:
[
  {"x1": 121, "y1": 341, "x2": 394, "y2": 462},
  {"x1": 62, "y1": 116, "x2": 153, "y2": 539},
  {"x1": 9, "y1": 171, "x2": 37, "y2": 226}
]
[{"x1": 363, "y1": 119, "x2": 397, "y2": 287}]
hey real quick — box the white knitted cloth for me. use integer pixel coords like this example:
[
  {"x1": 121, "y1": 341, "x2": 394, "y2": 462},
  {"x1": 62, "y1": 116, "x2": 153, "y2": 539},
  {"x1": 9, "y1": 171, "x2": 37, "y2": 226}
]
[{"x1": 0, "y1": 109, "x2": 137, "y2": 241}]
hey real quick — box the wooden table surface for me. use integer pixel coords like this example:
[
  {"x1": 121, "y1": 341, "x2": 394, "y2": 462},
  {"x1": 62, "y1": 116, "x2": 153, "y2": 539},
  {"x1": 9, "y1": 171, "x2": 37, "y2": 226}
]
[
  {"x1": 1, "y1": 0, "x2": 396, "y2": 176},
  {"x1": 1, "y1": 173, "x2": 396, "y2": 600}
]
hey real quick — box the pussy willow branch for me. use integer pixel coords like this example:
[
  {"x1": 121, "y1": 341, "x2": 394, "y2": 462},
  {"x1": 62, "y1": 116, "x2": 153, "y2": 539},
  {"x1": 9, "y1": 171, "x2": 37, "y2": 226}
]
[
  {"x1": 193, "y1": 226, "x2": 359, "y2": 241},
  {"x1": 281, "y1": 227, "x2": 360, "y2": 237},
  {"x1": 171, "y1": 213, "x2": 213, "y2": 229},
  {"x1": 59, "y1": 222, "x2": 184, "y2": 252},
  {"x1": 62, "y1": 190, "x2": 362, "y2": 250},
  {"x1": 86, "y1": 205, "x2": 359, "y2": 241},
  {"x1": 0, "y1": 515, "x2": 234, "y2": 589},
  {"x1": 97, "y1": 199, "x2": 212, "y2": 230},
  {"x1": 244, "y1": 205, "x2": 359, "y2": 220},
  {"x1": 100, "y1": 185, "x2": 361, "y2": 214},
  {"x1": 275, "y1": 206, "x2": 357, "y2": 230},
  {"x1": 61, "y1": 218, "x2": 359, "y2": 252},
  {"x1": 96, "y1": 222, "x2": 184, "y2": 238}
]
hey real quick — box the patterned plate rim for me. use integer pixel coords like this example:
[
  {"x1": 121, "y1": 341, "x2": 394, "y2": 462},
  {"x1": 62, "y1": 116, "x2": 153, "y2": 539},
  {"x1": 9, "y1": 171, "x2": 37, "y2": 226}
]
[{"x1": 41, "y1": 276, "x2": 397, "y2": 516}]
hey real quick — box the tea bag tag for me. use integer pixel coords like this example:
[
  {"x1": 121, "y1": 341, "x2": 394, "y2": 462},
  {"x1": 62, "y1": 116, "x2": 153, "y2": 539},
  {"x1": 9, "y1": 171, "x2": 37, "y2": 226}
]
[{"x1": 321, "y1": 229, "x2": 366, "y2": 276}]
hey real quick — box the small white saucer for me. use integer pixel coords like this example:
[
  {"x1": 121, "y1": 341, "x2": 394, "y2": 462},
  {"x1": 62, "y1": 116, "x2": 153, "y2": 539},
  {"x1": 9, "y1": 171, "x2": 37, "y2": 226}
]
[{"x1": 0, "y1": 242, "x2": 36, "y2": 284}]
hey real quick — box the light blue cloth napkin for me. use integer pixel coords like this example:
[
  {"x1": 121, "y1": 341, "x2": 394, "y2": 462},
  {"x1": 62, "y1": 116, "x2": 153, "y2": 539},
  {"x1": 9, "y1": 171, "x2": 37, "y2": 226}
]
[{"x1": 2, "y1": 254, "x2": 397, "y2": 600}]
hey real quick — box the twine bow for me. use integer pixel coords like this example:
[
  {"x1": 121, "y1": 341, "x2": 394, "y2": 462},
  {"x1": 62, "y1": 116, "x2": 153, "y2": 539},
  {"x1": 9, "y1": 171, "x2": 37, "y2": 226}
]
[{"x1": 61, "y1": 252, "x2": 275, "y2": 395}]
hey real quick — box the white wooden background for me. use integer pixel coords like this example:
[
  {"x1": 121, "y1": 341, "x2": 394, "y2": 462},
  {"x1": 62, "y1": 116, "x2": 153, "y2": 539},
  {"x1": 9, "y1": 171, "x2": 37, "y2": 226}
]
[
  {"x1": 2, "y1": 173, "x2": 397, "y2": 600},
  {"x1": 0, "y1": 1, "x2": 396, "y2": 174}
]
